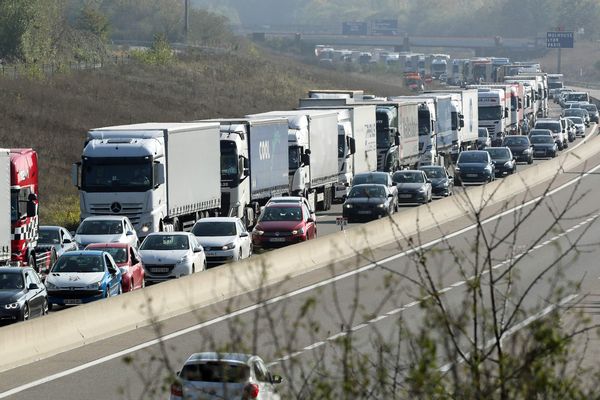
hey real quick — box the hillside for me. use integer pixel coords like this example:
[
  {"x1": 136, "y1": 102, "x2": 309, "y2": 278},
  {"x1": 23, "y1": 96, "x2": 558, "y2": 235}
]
[{"x1": 0, "y1": 46, "x2": 410, "y2": 227}]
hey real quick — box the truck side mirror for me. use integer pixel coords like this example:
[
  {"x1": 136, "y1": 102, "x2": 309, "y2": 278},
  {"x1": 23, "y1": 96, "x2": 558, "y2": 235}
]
[
  {"x1": 71, "y1": 163, "x2": 80, "y2": 188},
  {"x1": 348, "y1": 137, "x2": 356, "y2": 155},
  {"x1": 26, "y1": 198, "x2": 37, "y2": 218},
  {"x1": 301, "y1": 153, "x2": 311, "y2": 166},
  {"x1": 504, "y1": 108, "x2": 509, "y2": 118},
  {"x1": 240, "y1": 157, "x2": 249, "y2": 177},
  {"x1": 459, "y1": 117, "x2": 465, "y2": 128},
  {"x1": 154, "y1": 163, "x2": 165, "y2": 188},
  {"x1": 394, "y1": 135, "x2": 400, "y2": 146}
]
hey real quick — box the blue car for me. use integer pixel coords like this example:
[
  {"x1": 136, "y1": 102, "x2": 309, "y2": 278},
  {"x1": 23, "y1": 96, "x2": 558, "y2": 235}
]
[
  {"x1": 454, "y1": 150, "x2": 495, "y2": 185},
  {"x1": 45, "y1": 251, "x2": 122, "y2": 309}
]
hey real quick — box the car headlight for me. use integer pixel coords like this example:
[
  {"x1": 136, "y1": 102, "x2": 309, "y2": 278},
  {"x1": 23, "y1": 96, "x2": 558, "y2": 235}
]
[
  {"x1": 504, "y1": 161, "x2": 512, "y2": 168},
  {"x1": 252, "y1": 229, "x2": 264, "y2": 236},
  {"x1": 377, "y1": 203, "x2": 386, "y2": 208},
  {"x1": 454, "y1": 167, "x2": 460, "y2": 173},
  {"x1": 291, "y1": 228, "x2": 305, "y2": 235},
  {"x1": 45, "y1": 281, "x2": 58, "y2": 290},
  {"x1": 85, "y1": 282, "x2": 101, "y2": 290},
  {"x1": 485, "y1": 165, "x2": 492, "y2": 172},
  {"x1": 4, "y1": 302, "x2": 20, "y2": 310},
  {"x1": 119, "y1": 266, "x2": 129, "y2": 275},
  {"x1": 524, "y1": 148, "x2": 532, "y2": 154},
  {"x1": 178, "y1": 254, "x2": 191, "y2": 264},
  {"x1": 221, "y1": 242, "x2": 236, "y2": 250},
  {"x1": 417, "y1": 187, "x2": 427, "y2": 193},
  {"x1": 344, "y1": 204, "x2": 353, "y2": 208}
]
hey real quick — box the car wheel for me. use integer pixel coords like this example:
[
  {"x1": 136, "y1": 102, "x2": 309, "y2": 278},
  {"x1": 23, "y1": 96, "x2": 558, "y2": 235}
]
[
  {"x1": 528, "y1": 156, "x2": 533, "y2": 165},
  {"x1": 192, "y1": 264, "x2": 196, "y2": 274},
  {"x1": 105, "y1": 288, "x2": 111, "y2": 299},
  {"x1": 130, "y1": 278, "x2": 135, "y2": 292},
  {"x1": 42, "y1": 299, "x2": 49, "y2": 315},
  {"x1": 249, "y1": 243, "x2": 253, "y2": 257},
  {"x1": 203, "y1": 260, "x2": 207, "y2": 271},
  {"x1": 238, "y1": 248, "x2": 243, "y2": 261},
  {"x1": 50, "y1": 248, "x2": 57, "y2": 268},
  {"x1": 117, "y1": 285, "x2": 122, "y2": 296},
  {"x1": 21, "y1": 304, "x2": 29, "y2": 321},
  {"x1": 48, "y1": 302, "x2": 54, "y2": 312}
]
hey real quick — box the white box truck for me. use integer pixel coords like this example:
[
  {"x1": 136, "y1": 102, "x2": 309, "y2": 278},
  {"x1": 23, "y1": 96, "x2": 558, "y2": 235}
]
[
  {"x1": 248, "y1": 110, "x2": 339, "y2": 211},
  {"x1": 73, "y1": 122, "x2": 221, "y2": 237},
  {"x1": 206, "y1": 118, "x2": 290, "y2": 228}
]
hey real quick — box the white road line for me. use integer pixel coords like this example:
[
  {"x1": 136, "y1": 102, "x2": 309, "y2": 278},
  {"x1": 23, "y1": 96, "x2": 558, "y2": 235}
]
[{"x1": 1, "y1": 148, "x2": 600, "y2": 398}]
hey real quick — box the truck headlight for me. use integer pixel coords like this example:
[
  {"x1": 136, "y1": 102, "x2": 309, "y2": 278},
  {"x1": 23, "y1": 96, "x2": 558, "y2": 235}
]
[{"x1": 141, "y1": 224, "x2": 150, "y2": 233}]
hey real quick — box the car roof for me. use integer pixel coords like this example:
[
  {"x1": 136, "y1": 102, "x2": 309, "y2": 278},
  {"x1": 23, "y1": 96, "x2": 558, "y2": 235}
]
[
  {"x1": 39, "y1": 226, "x2": 64, "y2": 230},
  {"x1": 351, "y1": 183, "x2": 388, "y2": 188},
  {"x1": 393, "y1": 169, "x2": 423, "y2": 173},
  {"x1": 185, "y1": 352, "x2": 254, "y2": 365},
  {"x1": 85, "y1": 242, "x2": 128, "y2": 249},
  {"x1": 81, "y1": 216, "x2": 129, "y2": 222},
  {"x1": 146, "y1": 231, "x2": 192, "y2": 236},
  {"x1": 264, "y1": 202, "x2": 302, "y2": 208},
  {"x1": 194, "y1": 217, "x2": 240, "y2": 223},
  {"x1": 0, "y1": 267, "x2": 32, "y2": 274},
  {"x1": 269, "y1": 196, "x2": 305, "y2": 202},
  {"x1": 60, "y1": 250, "x2": 105, "y2": 257},
  {"x1": 355, "y1": 172, "x2": 389, "y2": 177}
]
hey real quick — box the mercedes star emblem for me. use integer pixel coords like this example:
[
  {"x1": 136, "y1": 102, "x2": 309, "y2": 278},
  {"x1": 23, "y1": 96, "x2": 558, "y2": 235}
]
[{"x1": 110, "y1": 202, "x2": 122, "y2": 213}]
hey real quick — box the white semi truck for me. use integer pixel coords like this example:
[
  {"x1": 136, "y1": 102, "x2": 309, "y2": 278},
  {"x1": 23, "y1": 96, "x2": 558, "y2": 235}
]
[
  {"x1": 73, "y1": 122, "x2": 222, "y2": 237},
  {"x1": 476, "y1": 89, "x2": 510, "y2": 141},
  {"x1": 248, "y1": 110, "x2": 339, "y2": 211},
  {"x1": 208, "y1": 117, "x2": 290, "y2": 228}
]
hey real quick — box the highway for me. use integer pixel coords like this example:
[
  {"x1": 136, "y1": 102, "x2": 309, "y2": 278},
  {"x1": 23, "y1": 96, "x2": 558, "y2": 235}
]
[{"x1": 0, "y1": 112, "x2": 597, "y2": 398}]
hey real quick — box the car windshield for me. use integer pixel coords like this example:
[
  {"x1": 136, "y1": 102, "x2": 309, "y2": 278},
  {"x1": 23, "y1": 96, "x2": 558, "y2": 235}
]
[
  {"x1": 392, "y1": 172, "x2": 425, "y2": 183},
  {"x1": 534, "y1": 123, "x2": 560, "y2": 133},
  {"x1": 141, "y1": 235, "x2": 189, "y2": 251},
  {"x1": 420, "y1": 168, "x2": 444, "y2": 179},
  {"x1": 180, "y1": 362, "x2": 250, "y2": 383},
  {"x1": 564, "y1": 109, "x2": 583, "y2": 117},
  {"x1": 503, "y1": 137, "x2": 528, "y2": 146},
  {"x1": 52, "y1": 254, "x2": 105, "y2": 273},
  {"x1": 567, "y1": 117, "x2": 583, "y2": 124},
  {"x1": 353, "y1": 174, "x2": 386, "y2": 185},
  {"x1": 193, "y1": 222, "x2": 237, "y2": 237},
  {"x1": 39, "y1": 229, "x2": 60, "y2": 244},
  {"x1": 530, "y1": 129, "x2": 551, "y2": 136},
  {"x1": 77, "y1": 220, "x2": 123, "y2": 235},
  {"x1": 260, "y1": 206, "x2": 302, "y2": 222},
  {"x1": 98, "y1": 247, "x2": 128, "y2": 263},
  {"x1": 348, "y1": 185, "x2": 386, "y2": 198},
  {"x1": 486, "y1": 148, "x2": 510, "y2": 158},
  {"x1": 0, "y1": 273, "x2": 24, "y2": 290},
  {"x1": 531, "y1": 136, "x2": 554, "y2": 144},
  {"x1": 458, "y1": 152, "x2": 488, "y2": 163},
  {"x1": 582, "y1": 105, "x2": 597, "y2": 112}
]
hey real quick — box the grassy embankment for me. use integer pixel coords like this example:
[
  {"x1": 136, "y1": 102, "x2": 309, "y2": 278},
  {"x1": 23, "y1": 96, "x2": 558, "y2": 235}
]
[{"x1": 0, "y1": 48, "x2": 410, "y2": 229}]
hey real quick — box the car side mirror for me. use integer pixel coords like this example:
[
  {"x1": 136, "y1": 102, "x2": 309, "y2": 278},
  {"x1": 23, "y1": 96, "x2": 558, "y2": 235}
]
[
  {"x1": 108, "y1": 266, "x2": 117, "y2": 275},
  {"x1": 426, "y1": 179, "x2": 432, "y2": 183},
  {"x1": 240, "y1": 232, "x2": 249, "y2": 238},
  {"x1": 448, "y1": 175, "x2": 453, "y2": 180},
  {"x1": 272, "y1": 375, "x2": 283, "y2": 384},
  {"x1": 126, "y1": 231, "x2": 134, "y2": 236},
  {"x1": 28, "y1": 283, "x2": 39, "y2": 290},
  {"x1": 193, "y1": 246, "x2": 203, "y2": 253},
  {"x1": 307, "y1": 217, "x2": 315, "y2": 223},
  {"x1": 388, "y1": 193, "x2": 394, "y2": 198},
  {"x1": 63, "y1": 238, "x2": 72, "y2": 244}
]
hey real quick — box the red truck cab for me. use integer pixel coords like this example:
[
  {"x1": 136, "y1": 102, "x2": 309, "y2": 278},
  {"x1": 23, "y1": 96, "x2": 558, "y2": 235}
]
[{"x1": 10, "y1": 149, "x2": 41, "y2": 268}]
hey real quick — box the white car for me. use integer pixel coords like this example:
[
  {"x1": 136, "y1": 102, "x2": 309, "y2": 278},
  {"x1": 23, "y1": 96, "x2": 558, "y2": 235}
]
[
  {"x1": 139, "y1": 232, "x2": 206, "y2": 284},
  {"x1": 191, "y1": 217, "x2": 252, "y2": 267},
  {"x1": 265, "y1": 196, "x2": 316, "y2": 221},
  {"x1": 566, "y1": 116, "x2": 586, "y2": 137},
  {"x1": 170, "y1": 352, "x2": 282, "y2": 400},
  {"x1": 75, "y1": 216, "x2": 139, "y2": 249}
]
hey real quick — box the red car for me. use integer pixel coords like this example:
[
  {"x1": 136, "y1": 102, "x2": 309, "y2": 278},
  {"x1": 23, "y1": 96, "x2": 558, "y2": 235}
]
[
  {"x1": 85, "y1": 243, "x2": 145, "y2": 292},
  {"x1": 252, "y1": 202, "x2": 317, "y2": 248}
]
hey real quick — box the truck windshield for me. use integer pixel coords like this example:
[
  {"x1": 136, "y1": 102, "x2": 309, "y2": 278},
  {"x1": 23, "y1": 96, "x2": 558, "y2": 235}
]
[
  {"x1": 451, "y1": 111, "x2": 458, "y2": 131},
  {"x1": 81, "y1": 157, "x2": 152, "y2": 192},
  {"x1": 418, "y1": 111, "x2": 431, "y2": 136},
  {"x1": 376, "y1": 130, "x2": 391, "y2": 148},
  {"x1": 478, "y1": 107, "x2": 503, "y2": 120},
  {"x1": 289, "y1": 146, "x2": 301, "y2": 170},
  {"x1": 220, "y1": 142, "x2": 238, "y2": 183}
]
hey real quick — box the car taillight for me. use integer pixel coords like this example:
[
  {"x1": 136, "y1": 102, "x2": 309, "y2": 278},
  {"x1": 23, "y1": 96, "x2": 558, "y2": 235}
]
[
  {"x1": 170, "y1": 382, "x2": 183, "y2": 397},
  {"x1": 243, "y1": 383, "x2": 259, "y2": 399}
]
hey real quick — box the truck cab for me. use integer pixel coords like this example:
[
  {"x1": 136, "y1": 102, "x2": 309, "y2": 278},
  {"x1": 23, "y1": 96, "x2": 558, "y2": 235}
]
[{"x1": 477, "y1": 89, "x2": 509, "y2": 143}]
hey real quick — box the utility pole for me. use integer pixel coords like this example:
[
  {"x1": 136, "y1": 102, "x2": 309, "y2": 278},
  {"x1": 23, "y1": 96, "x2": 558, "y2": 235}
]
[{"x1": 184, "y1": 0, "x2": 190, "y2": 43}]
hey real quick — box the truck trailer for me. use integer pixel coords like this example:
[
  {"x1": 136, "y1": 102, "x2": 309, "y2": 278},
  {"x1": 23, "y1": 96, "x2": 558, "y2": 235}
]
[{"x1": 73, "y1": 122, "x2": 222, "y2": 237}]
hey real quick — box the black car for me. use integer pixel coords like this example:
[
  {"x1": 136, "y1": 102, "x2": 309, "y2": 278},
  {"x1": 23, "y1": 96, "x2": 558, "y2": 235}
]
[
  {"x1": 485, "y1": 147, "x2": 516, "y2": 177},
  {"x1": 0, "y1": 267, "x2": 47, "y2": 322},
  {"x1": 418, "y1": 165, "x2": 454, "y2": 197},
  {"x1": 530, "y1": 135, "x2": 558, "y2": 158},
  {"x1": 352, "y1": 172, "x2": 398, "y2": 199},
  {"x1": 342, "y1": 184, "x2": 396, "y2": 222},
  {"x1": 454, "y1": 150, "x2": 495, "y2": 185},
  {"x1": 502, "y1": 135, "x2": 533, "y2": 164},
  {"x1": 391, "y1": 170, "x2": 433, "y2": 204}
]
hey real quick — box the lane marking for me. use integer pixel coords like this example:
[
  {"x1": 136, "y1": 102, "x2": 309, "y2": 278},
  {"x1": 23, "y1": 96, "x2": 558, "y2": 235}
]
[{"x1": 1, "y1": 145, "x2": 600, "y2": 397}]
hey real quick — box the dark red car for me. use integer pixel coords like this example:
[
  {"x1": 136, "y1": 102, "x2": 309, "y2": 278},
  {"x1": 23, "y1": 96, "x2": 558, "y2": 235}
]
[
  {"x1": 85, "y1": 243, "x2": 145, "y2": 292},
  {"x1": 251, "y1": 203, "x2": 317, "y2": 248}
]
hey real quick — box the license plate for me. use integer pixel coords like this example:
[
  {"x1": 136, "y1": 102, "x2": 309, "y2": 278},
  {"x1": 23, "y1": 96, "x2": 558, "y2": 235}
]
[
  {"x1": 358, "y1": 210, "x2": 372, "y2": 214},
  {"x1": 535, "y1": 151, "x2": 544, "y2": 155},
  {"x1": 151, "y1": 267, "x2": 170, "y2": 273},
  {"x1": 269, "y1": 238, "x2": 286, "y2": 242},
  {"x1": 466, "y1": 173, "x2": 478, "y2": 177},
  {"x1": 64, "y1": 299, "x2": 81, "y2": 305},
  {"x1": 399, "y1": 194, "x2": 412, "y2": 198},
  {"x1": 205, "y1": 252, "x2": 218, "y2": 257}
]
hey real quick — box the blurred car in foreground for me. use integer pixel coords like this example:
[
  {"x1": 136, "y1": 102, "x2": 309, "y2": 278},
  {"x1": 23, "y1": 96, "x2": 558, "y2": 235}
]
[
  {"x1": 85, "y1": 243, "x2": 145, "y2": 292},
  {"x1": 45, "y1": 251, "x2": 122, "y2": 309},
  {"x1": 192, "y1": 217, "x2": 252, "y2": 267},
  {"x1": 0, "y1": 267, "x2": 47, "y2": 322},
  {"x1": 170, "y1": 352, "x2": 282, "y2": 400}
]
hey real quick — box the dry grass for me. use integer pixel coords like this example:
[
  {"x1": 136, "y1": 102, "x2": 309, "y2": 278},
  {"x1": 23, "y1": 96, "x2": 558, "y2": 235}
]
[{"x1": 0, "y1": 48, "x2": 410, "y2": 227}]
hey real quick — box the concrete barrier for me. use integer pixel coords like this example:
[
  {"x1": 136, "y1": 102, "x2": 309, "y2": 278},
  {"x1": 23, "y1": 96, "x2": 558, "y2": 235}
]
[{"x1": 0, "y1": 130, "x2": 599, "y2": 373}]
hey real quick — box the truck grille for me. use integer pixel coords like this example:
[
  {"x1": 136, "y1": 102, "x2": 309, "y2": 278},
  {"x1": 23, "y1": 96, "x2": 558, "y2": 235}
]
[
  {"x1": 89, "y1": 203, "x2": 144, "y2": 224},
  {"x1": 377, "y1": 151, "x2": 386, "y2": 171}
]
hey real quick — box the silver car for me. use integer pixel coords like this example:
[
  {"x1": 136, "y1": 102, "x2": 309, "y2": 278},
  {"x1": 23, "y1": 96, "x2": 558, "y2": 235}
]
[
  {"x1": 191, "y1": 217, "x2": 252, "y2": 267},
  {"x1": 74, "y1": 216, "x2": 139, "y2": 249},
  {"x1": 139, "y1": 232, "x2": 206, "y2": 284},
  {"x1": 170, "y1": 352, "x2": 282, "y2": 400},
  {"x1": 36, "y1": 226, "x2": 78, "y2": 263}
]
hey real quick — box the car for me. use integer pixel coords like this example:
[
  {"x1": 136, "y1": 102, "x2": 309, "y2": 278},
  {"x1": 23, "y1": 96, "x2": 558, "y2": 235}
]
[
  {"x1": 170, "y1": 352, "x2": 283, "y2": 400},
  {"x1": 563, "y1": 108, "x2": 590, "y2": 127},
  {"x1": 534, "y1": 119, "x2": 565, "y2": 150},
  {"x1": 342, "y1": 184, "x2": 396, "y2": 221},
  {"x1": 74, "y1": 216, "x2": 139, "y2": 249},
  {"x1": 35, "y1": 225, "x2": 78, "y2": 267},
  {"x1": 562, "y1": 91, "x2": 590, "y2": 105},
  {"x1": 391, "y1": 170, "x2": 433, "y2": 203},
  {"x1": 530, "y1": 135, "x2": 558, "y2": 158},
  {"x1": 192, "y1": 217, "x2": 252, "y2": 267},
  {"x1": 0, "y1": 267, "x2": 47, "y2": 322},
  {"x1": 45, "y1": 251, "x2": 122, "y2": 309},
  {"x1": 565, "y1": 116, "x2": 586, "y2": 137},
  {"x1": 252, "y1": 203, "x2": 317, "y2": 249},
  {"x1": 477, "y1": 127, "x2": 492, "y2": 149},
  {"x1": 419, "y1": 165, "x2": 454, "y2": 197},
  {"x1": 502, "y1": 135, "x2": 533, "y2": 164},
  {"x1": 85, "y1": 243, "x2": 145, "y2": 292},
  {"x1": 565, "y1": 118, "x2": 577, "y2": 141},
  {"x1": 454, "y1": 150, "x2": 495, "y2": 185},
  {"x1": 351, "y1": 172, "x2": 398, "y2": 199},
  {"x1": 528, "y1": 128, "x2": 553, "y2": 138},
  {"x1": 485, "y1": 147, "x2": 516, "y2": 177},
  {"x1": 139, "y1": 232, "x2": 206, "y2": 284},
  {"x1": 265, "y1": 196, "x2": 316, "y2": 222},
  {"x1": 578, "y1": 103, "x2": 599, "y2": 123}
]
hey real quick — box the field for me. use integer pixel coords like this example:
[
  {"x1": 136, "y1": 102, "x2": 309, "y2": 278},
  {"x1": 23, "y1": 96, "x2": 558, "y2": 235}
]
[{"x1": 0, "y1": 47, "x2": 410, "y2": 228}]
